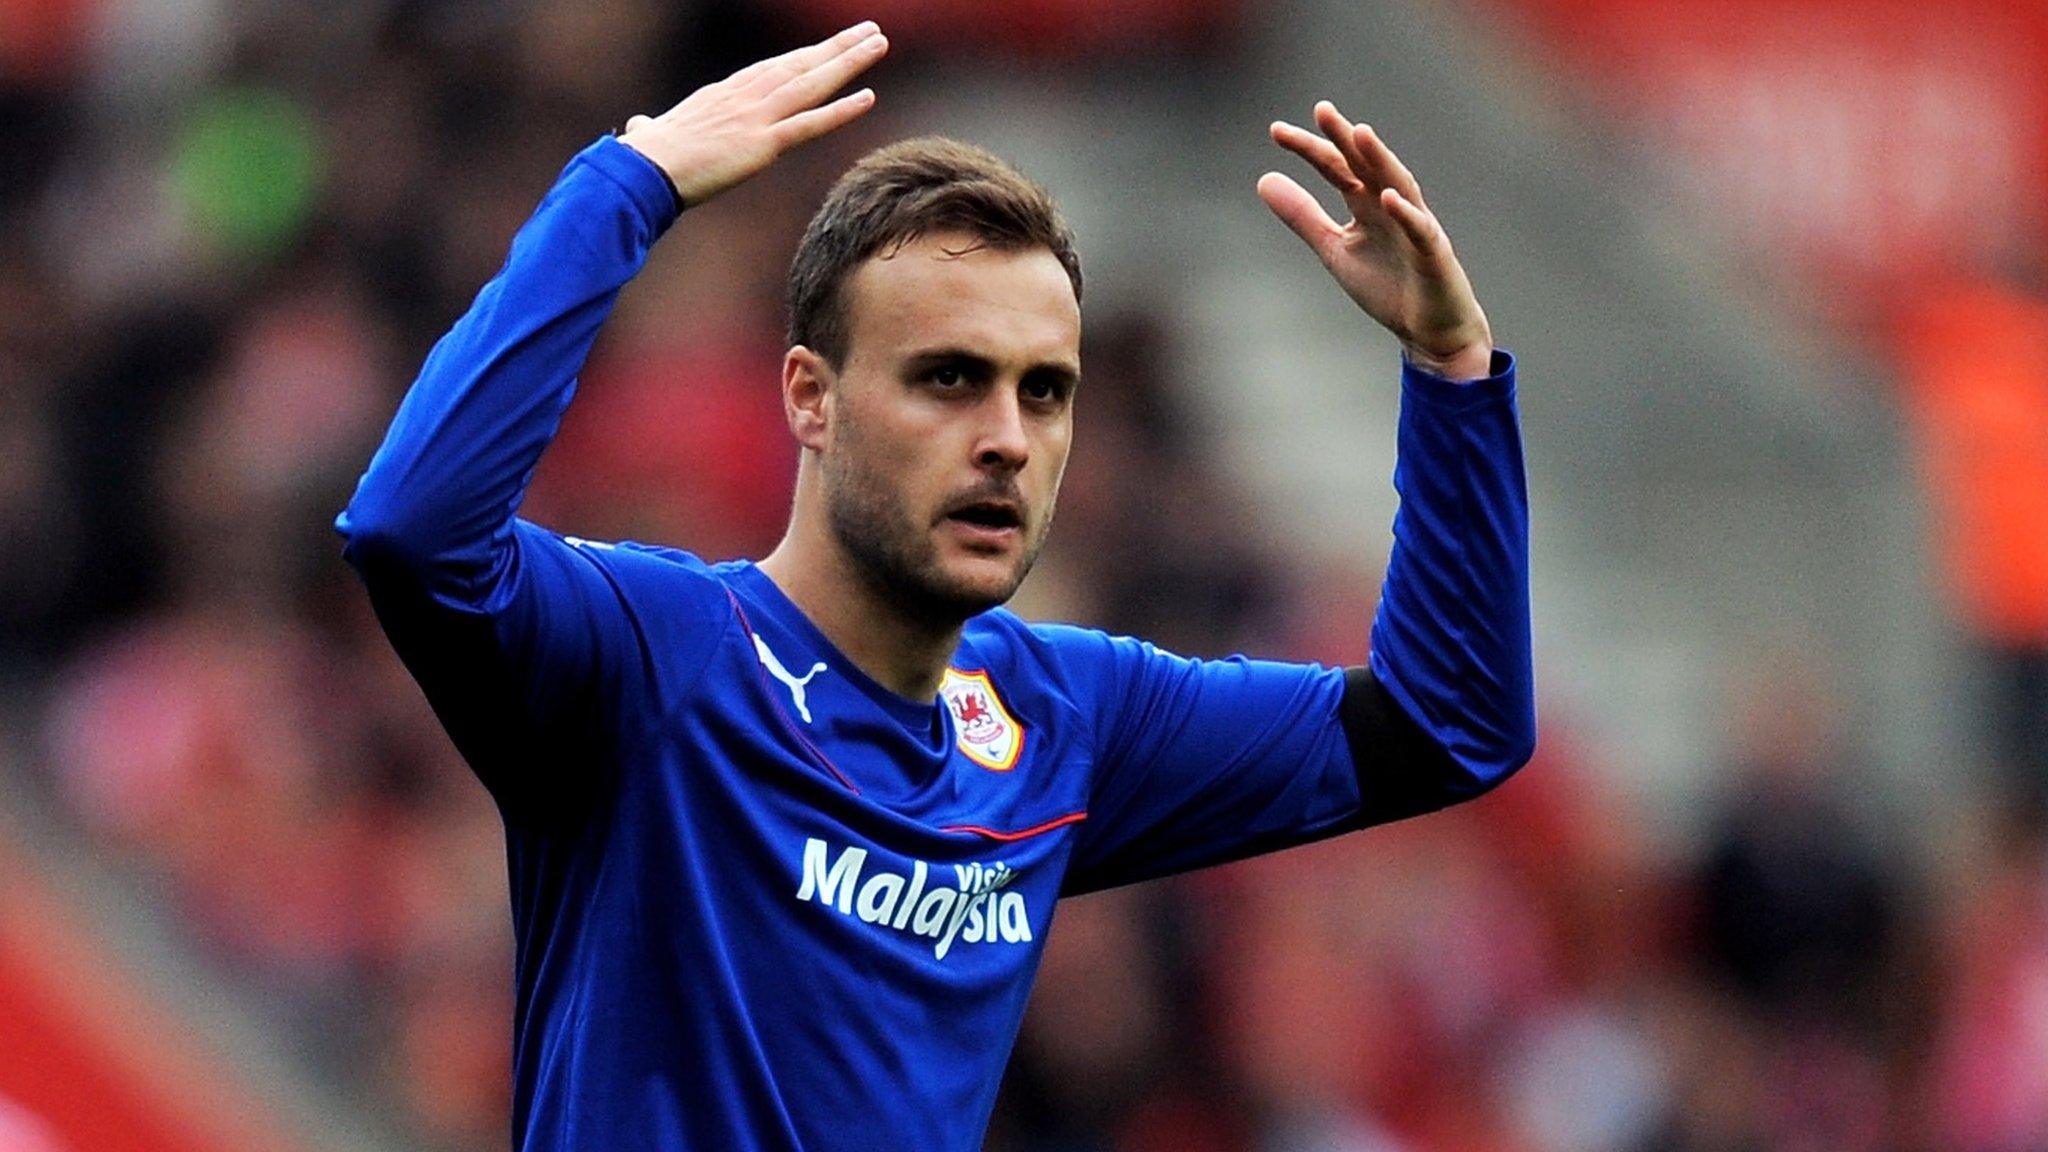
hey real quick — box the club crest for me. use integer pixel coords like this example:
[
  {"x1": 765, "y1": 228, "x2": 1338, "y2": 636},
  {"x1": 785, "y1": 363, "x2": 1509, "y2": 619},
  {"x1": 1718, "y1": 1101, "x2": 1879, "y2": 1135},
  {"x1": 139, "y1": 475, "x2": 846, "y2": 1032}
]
[{"x1": 940, "y1": 669, "x2": 1023, "y2": 771}]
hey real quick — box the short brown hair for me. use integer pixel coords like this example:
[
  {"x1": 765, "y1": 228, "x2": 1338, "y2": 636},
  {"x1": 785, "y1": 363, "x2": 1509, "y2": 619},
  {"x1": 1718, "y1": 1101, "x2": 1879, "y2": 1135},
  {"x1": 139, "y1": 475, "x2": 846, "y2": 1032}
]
[{"x1": 787, "y1": 137, "x2": 1082, "y2": 368}]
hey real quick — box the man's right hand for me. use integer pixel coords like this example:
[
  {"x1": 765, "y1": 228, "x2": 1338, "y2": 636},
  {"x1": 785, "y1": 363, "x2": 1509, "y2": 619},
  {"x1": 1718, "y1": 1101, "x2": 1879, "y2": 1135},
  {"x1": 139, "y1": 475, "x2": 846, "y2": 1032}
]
[{"x1": 618, "y1": 22, "x2": 889, "y2": 210}]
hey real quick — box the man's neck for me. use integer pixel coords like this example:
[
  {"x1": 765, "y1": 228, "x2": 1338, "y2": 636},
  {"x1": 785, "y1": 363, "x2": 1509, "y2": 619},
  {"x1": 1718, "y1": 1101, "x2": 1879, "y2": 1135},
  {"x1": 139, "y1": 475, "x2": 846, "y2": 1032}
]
[{"x1": 756, "y1": 533, "x2": 963, "y2": 705}]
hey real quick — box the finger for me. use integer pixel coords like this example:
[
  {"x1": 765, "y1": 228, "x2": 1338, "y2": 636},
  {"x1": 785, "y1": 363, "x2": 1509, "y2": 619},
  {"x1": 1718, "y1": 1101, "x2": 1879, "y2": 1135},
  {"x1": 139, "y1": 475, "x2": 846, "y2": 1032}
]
[
  {"x1": 1354, "y1": 122, "x2": 1426, "y2": 208},
  {"x1": 1311, "y1": 102, "x2": 1427, "y2": 209},
  {"x1": 1312, "y1": 101, "x2": 1380, "y2": 190},
  {"x1": 728, "y1": 21, "x2": 879, "y2": 89},
  {"x1": 766, "y1": 30, "x2": 889, "y2": 113},
  {"x1": 1335, "y1": 118, "x2": 1417, "y2": 206},
  {"x1": 1270, "y1": 121, "x2": 1365, "y2": 197},
  {"x1": 624, "y1": 114, "x2": 655, "y2": 134},
  {"x1": 1381, "y1": 186, "x2": 1443, "y2": 254},
  {"x1": 772, "y1": 87, "x2": 878, "y2": 148},
  {"x1": 1257, "y1": 171, "x2": 1342, "y2": 261}
]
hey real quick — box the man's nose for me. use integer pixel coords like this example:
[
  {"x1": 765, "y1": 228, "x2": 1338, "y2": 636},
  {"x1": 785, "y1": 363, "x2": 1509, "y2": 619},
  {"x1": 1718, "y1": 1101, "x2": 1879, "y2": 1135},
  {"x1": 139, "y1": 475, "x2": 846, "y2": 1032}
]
[{"x1": 973, "y1": 390, "x2": 1030, "y2": 471}]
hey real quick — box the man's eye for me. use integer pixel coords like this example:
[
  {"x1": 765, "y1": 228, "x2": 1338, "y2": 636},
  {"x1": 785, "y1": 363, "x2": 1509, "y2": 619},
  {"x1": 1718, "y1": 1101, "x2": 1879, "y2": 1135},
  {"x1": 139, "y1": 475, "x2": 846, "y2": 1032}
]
[
  {"x1": 928, "y1": 366, "x2": 964, "y2": 387},
  {"x1": 1023, "y1": 379, "x2": 1066, "y2": 403}
]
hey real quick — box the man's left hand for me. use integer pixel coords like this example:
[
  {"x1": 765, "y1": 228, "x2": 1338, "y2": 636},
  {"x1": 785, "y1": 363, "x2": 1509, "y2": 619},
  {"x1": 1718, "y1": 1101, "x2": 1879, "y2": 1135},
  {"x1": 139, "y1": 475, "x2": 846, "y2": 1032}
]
[{"x1": 1259, "y1": 102, "x2": 1493, "y2": 381}]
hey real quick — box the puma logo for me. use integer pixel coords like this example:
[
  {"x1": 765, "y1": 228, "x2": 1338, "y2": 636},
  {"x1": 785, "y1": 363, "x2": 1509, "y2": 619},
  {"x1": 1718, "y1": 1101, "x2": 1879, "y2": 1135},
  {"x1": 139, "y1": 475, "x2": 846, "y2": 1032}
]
[{"x1": 754, "y1": 635, "x2": 829, "y2": 724}]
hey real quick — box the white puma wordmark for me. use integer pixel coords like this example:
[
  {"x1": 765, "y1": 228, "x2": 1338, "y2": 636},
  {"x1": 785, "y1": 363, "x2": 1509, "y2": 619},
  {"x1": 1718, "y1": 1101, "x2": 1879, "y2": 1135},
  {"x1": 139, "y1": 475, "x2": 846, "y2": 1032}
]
[{"x1": 753, "y1": 635, "x2": 829, "y2": 723}]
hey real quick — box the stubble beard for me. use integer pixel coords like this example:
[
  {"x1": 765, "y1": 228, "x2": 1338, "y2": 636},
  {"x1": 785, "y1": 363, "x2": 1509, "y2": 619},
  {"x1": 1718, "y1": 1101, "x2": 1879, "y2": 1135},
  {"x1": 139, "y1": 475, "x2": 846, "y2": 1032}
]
[{"x1": 822, "y1": 432, "x2": 1050, "y2": 628}]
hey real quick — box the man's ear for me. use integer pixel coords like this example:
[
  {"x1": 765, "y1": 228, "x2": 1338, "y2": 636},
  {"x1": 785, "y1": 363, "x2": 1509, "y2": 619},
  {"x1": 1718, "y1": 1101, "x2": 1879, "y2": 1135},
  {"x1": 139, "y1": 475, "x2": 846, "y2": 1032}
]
[{"x1": 783, "y1": 345, "x2": 836, "y2": 451}]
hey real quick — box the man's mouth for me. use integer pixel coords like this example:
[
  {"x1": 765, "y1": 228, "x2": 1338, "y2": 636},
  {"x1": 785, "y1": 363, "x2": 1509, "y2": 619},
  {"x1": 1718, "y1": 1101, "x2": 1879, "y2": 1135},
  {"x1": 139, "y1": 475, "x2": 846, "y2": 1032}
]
[
  {"x1": 940, "y1": 498, "x2": 1025, "y2": 544},
  {"x1": 945, "y1": 502, "x2": 1022, "y2": 529}
]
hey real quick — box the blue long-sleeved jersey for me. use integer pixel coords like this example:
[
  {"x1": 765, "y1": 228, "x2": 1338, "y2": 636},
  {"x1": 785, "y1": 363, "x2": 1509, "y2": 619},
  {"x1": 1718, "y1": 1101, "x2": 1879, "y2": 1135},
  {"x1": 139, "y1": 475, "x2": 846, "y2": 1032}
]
[{"x1": 337, "y1": 136, "x2": 1534, "y2": 1152}]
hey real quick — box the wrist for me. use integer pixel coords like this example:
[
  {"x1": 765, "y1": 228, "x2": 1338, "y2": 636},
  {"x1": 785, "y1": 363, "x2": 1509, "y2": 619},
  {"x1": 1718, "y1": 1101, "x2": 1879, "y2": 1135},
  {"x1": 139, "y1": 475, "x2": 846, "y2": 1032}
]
[
  {"x1": 611, "y1": 129, "x2": 687, "y2": 213},
  {"x1": 1402, "y1": 340, "x2": 1493, "y2": 383}
]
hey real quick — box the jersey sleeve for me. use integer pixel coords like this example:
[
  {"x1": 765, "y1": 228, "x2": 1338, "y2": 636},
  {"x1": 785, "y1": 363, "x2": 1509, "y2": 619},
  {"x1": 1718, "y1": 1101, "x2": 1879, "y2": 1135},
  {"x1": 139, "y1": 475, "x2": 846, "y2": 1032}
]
[
  {"x1": 335, "y1": 137, "x2": 728, "y2": 811},
  {"x1": 1366, "y1": 350, "x2": 1535, "y2": 803},
  {"x1": 1054, "y1": 628, "x2": 1361, "y2": 894},
  {"x1": 1057, "y1": 350, "x2": 1534, "y2": 894}
]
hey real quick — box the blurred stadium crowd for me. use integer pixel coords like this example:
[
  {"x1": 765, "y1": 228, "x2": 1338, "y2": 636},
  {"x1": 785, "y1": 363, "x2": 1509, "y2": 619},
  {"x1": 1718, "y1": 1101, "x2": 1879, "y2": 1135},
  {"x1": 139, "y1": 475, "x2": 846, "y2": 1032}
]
[{"x1": 4, "y1": 1, "x2": 2048, "y2": 1151}]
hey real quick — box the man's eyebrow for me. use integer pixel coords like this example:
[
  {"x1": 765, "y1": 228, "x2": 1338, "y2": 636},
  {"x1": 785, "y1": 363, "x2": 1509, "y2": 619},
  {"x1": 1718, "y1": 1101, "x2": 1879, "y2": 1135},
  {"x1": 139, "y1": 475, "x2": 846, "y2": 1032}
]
[
  {"x1": 903, "y1": 348, "x2": 996, "y2": 372},
  {"x1": 903, "y1": 347, "x2": 1081, "y2": 383}
]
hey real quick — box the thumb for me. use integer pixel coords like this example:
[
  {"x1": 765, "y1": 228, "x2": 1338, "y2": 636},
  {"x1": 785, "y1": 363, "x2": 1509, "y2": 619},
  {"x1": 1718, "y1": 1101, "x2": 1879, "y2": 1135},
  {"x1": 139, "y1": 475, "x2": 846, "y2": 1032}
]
[{"x1": 1257, "y1": 172, "x2": 1339, "y2": 265}]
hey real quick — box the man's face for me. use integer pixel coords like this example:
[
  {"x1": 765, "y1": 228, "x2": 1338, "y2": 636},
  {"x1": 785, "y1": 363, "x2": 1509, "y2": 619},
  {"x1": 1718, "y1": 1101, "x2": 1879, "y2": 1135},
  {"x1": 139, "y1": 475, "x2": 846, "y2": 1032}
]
[{"x1": 813, "y1": 231, "x2": 1081, "y2": 621}]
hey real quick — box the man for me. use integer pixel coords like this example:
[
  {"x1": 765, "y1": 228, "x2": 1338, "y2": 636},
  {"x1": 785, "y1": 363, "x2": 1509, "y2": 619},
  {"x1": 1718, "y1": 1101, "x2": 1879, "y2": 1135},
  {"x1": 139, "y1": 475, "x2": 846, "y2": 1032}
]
[{"x1": 338, "y1": 20, "x2": 1533, "y2": 1152}]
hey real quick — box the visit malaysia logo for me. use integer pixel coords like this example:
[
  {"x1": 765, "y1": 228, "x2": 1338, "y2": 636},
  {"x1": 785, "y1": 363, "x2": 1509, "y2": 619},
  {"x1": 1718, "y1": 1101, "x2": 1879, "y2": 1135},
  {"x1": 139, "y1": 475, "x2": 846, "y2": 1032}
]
[
  {"x1": 940, "y1": 668, "x2": 1022, "y2": 771},
  {"x1": 794, "y1": 838, "x2": 1033, "y2": 961}
]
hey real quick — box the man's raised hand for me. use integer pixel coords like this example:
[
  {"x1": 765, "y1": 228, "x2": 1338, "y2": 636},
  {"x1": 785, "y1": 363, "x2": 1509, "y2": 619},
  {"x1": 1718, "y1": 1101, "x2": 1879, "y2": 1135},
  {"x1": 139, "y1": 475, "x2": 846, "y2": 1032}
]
[
  {"x1": 618, "y1": 22, "x2": 889, "y2": 210},
  {"x1": 1259, "y1": 102, "x2": 1493, "y2": 381}
]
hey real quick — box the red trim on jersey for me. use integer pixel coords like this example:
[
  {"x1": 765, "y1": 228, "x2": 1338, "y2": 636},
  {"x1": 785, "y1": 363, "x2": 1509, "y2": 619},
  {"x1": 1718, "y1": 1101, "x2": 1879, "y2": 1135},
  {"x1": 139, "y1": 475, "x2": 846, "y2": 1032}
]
[
  {"x1": 943, "y1": 811, "x2": 1088, "y2": 842},
  {"x1": 726, "y1": 589, "x2": 861, "y2": 795}
]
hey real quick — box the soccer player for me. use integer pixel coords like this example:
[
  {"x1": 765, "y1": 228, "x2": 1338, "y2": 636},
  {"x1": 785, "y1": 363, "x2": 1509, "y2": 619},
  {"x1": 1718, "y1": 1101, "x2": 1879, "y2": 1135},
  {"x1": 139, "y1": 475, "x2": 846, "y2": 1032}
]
[{"x1": 338, "y1": 20, "x2": 1532, "y2": 1152}]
